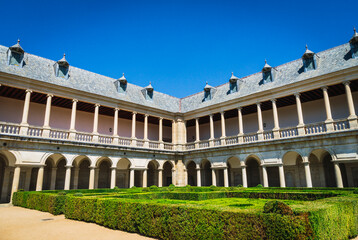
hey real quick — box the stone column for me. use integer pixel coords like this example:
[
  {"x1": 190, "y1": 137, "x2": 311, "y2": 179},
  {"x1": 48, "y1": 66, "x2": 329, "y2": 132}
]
[
  {"x1": 73, "y1": 167, "x2": 80, "y2": 189},
  {"x1": 10, "y1": 166, "x2": 21, "y2": 202},
  {"x1": 220, "y1": 111, "x2": 226, "y2": 145},
  {"x1": 64, "y1": 166, "x2": 72, "y2": 190},
  {"x1": 295, "y1": 93, "x2": 305, "y2": 135},
  {"x1": 159, "y1": 117, "x2": 164, "y2": 149},
  {"x1": 94, "y1": 168, "x2": 99, "y2": 189},
  {"x1": 262, "y1": 166, "x2": 268, "y2": 187},
  {"x1": 42, "y1": 94, "x2": 53, "y2": 137},
  {"x1": 113, "y1": 108, "x2": 119, "y2": 144},
  {"x1": 195, "y1": 118, "x2": 200, "y2": 148},
  {"x1": 110, "y1": 167, "x2": 116, "y2": 189},
  {"x1": 334, "y1": 162, "x2": 344, "y2": 188},
  {"x1": 142, "y1": 169, "x2": 147, "y2": 188},
  {"x1": 303, "y1": 162, "x2": 312, "y2": 188},
  {"x1": 271, "y1": 99, "x2": 280, "y2": 138},
  {"x1": 209, "y1": 114, "x2": 214, "y2": 146},
  {"x1": 242, "y1": 166, "x2": 247, "y2": 188},
  {"x1": 237, "y1": 107, "x2": 244, "y2": 143},
  {"x1": 92, "y1": 104, "x2": 100, "y2": 142},
  {"x1": 131, "y1": 112, "x2": 137, "y2": 146},
  {"x1": 196, "y1": 168, "x2": 201, "y2": 186},
  {"x1": 69, "y1": 99, "x2": 78, "y2": 140},
  {"x1": 158, "y1": 168, "x2": 163, "y2": 187},
  {"x1": 50, "y1": 168, "x2": 57, "y2": 190},
  {"x1": 89, "y1": 167, "x2": 95, "y2": 189},
  {"x1": 129, "y1": 169, "x2": 134, "y2": 187},
  {"x1": 343, "y1": 81, "x2": 358, "y2": 128},
  {"x1": 36, "y1": 166, "x2": 44, "y2": 191},
  {"x1": 143, "y1": 114, "x2": 149, "y2": 148},
  {"x1": 20, "y1": 89, "x2": 32, "y2": 135},
  {"x1": 211, "y1": 168, "x2": 216, "y2": 186},
  {"x1": 172, "y1": 169, "x2": 176, "y2": 185},
  {"x1": 256, "y1": 102, "x2": 264, "y2": 140},
  {"x1": 223, "y1": 167, "x2": 229, "y2": 187},
  {"x1": 322, "y1": 87, "x2": 334, "y2": 131},
  {"x1": 278, "y1": 165, "x2": 286, "y2": 187}
]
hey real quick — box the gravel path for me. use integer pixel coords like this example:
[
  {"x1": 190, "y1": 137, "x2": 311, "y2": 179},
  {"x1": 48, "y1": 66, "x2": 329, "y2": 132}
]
[{"x1": 0, "y1": 205, "x2": 153, "y2": 240}]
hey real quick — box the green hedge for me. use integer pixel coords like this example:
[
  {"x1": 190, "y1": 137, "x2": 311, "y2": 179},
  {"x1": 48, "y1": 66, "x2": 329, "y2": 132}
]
[
  {"x1": 65, "y1": 196, "x2": 312, "y2": 239},
  {"x1": 12, "y1": 191, "x2": 66, "y2": 215}
]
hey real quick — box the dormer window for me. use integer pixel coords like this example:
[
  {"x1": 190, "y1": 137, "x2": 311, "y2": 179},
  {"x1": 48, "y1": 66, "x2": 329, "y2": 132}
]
[
  {"x1": 145, "y1": 82, "x2": 154, "y2": 100},
  {"x1": 262, "y1": 60, "x2": 273, "y2": 84},
  {"x1": 55, "y1": 54, "x2": 69, "y2": 79},
  {"x1": 302, "y1": 45, "x2": 316, "y2": 72},
  {"x1": 115, "y1": 73, "x2": 127, "y2": 94},
  {"x1": 8, "y1": 40, "x2": 24, "y2": 67},
  {"x1": 229, "y1": 72, "x2": 238, "y2": 94},
  {"x1": 203, "y1": 82, "x2": 213, "y2": 101},
  {"x1": 350, "y1": 27, "x2": 358, "y2": 59}
]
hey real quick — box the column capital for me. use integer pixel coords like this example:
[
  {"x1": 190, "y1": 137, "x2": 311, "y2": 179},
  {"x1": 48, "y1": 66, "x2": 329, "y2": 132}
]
[
  {"x1": 271, "y1": 98, "x2": 277, "y2": 103},
  {"x1": 110, "y1": 167, "x2": 117, "y2": 170},
  {"x1": 294, "y1": 92, "x2": 301, "y2": 97},
  {"x1": 46, "y1": 93, "x2": 54, "y2": 98},
  {"x1": 159, "y1": 117, "x2": 163, "y2": 120},
  {"x1": 321, "y1": 86, "x2": 328, "y2": 91},
  {"x1": 220, "y1": 111, "x2": 225, "y2": 115},
  {"x1": 343, "y1": 80, "x2": 351, "y2": 86},
  {"x1": 132, "y1": 111, "x2": 137, "y2": 115},
  {"x1": 72, "y1": 99, "x2": 78, "y2": 103},
  {"x1": 237, "y1": 106, "x2": 242, "y2": 111},
  {"x1": 209, "y1": 113, "x2": 214, "y2": 117},
  {"x1": 25, "y1": 89, "x2": 33, "y2": 94},
  {"x1": 256, "y1": 102, "x2": 261, "y2": 106},
  {"x1": 144, "y1": 114, "x2": 149, "y2": 117},
  {"x1": 65, "y1": 165, "x2": 73, "y2": 169},
  {"x1": 94, "y1": 103, "x2": 100, "y2": 108},
  {"x1": 114, "y1": 107, "x2": 120, "y2": 111},
  {"x1": 195, "y1": 117, "x2": 200, "y2": 121}
]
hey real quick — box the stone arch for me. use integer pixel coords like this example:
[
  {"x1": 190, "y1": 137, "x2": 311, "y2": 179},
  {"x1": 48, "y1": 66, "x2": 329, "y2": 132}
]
[
  {"x1": 200, "y1": 159, "x2": 212, "y2": 186},
  {"x1": 245, "y1": 155, "x2": 261, "y2": 187},
  {"x1": 42, "y1": 157, "x2": 55, "y2": 190},
  {"x1": 55, "y1": 158, "x2": 67, "y2": 190},
  {"x1": 147, "y1": 160, "x2": 159, "y2": 187},
  {"x1": 282, "y1": 151, "x2": 306, "y2": 187},
  {"x1": 72, "y1": 156, "x2": 91, "y2": 190},
  {"x1": 162, "y1": 161, "x2": 173, "y2": 187},
  {"x1": 96, "y1": 157, "x2": 112, "y2": 189},
  {"x1": 227, "y1": 156, "x2": 242, "y2": 186},
  {"x1": 116, "y1": 158, "x2": 131, "y2": 188},
  {"x1": 0, "y1": 150, "x2": 17, "y2": 167},
  {"x1": 186, "y1": 160, "x2": 197, "y2": 186}
]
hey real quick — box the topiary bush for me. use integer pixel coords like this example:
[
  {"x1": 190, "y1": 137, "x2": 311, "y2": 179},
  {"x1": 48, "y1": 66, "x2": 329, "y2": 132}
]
[
  {"x1": 256, "y1": 184, "x2": 263, "y2": 188},
  {"x1": 149, "y1": 185, "x2": 159, "y2": 191},
  {"x1": 73, "y1": 192, "x2": 83, "y2": 197},
  {"x1": 263, "y1": 201, "x2": 293, "y2": 215},
  {"x1": 168, "y1": 184, "x2": 175, "y2": 191},
  {"x1": 210, "y1": 185, "x2": 217, "y2": 191},
  {"x1": 237, "y1": 184, "x2": 243, "y2": 188}
]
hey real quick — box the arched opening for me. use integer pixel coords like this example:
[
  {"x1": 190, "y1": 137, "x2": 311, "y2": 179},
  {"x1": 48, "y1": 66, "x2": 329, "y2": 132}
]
[
  {"x1": 267, "y1": 167, "x2": 280, "y2": 187},
  {"x1": 29, "y1": 168, "x2": 37, "y2": 191},
  {"x1": 43, "y1": 159, "x2": 53, "y2": 190},
  {"x1": 55, "y1": 159, "x2": 66, "y2": 190},
  {"x1": 186, "y1": 161, "x2": 197, "y2": 186},
  {"x1": 0, "y1": 156, "x2": 7, "y2": 203},
  {"x1": 246, "y1": 157, "x2": 261, "y2": 187},
  {"x1": 78, "y1": 159, "x2": 90, "y2": 189},
  {"x1": 200, "y1": 160, "x2": 212, "y2": 186},
  {"x1": 98, "y1": 159, "x2": 111, "y2": 188},
  {"x1": 116, "y1": 158, "x2": 131, "y2": 188},
  {"x1": 147, "y1": 160, "x2": 159, "y2": 187},
  {"x1": 162, "y1": 161, "x2": 173, "y2": 186},
  {"x1": 0, "y1": 151, "x2": 16, "y2": 203},
  {"x1": 283, "y1": 152, "x2": 306, "y2": 187},
  {"x1": 322, "y1": 153, "x2": 335, "y2": 187},
  {"x1": 227, "y1": 157, "x2": 242, "y2": 186}
]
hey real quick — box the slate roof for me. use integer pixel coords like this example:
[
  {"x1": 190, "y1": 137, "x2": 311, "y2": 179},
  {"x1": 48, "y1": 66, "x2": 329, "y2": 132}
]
[{"x1": 0, "y1": 42, "x2": 357, "y2": 114}]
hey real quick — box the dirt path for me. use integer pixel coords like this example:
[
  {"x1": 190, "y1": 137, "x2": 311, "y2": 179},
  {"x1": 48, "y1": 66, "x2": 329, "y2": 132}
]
[{"x1": 0, "y1": 205, "x2": 153, "y2": 240}]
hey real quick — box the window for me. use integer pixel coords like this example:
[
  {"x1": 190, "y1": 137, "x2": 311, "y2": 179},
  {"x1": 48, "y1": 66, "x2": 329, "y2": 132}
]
[
  {"x1": 118, "y1": 82, "x2": 127, "y2": 93},
  {"x1": 263, "y1": 71, "x2": 272, "y2": 84},
  {"x1": 351, "y1": 42, "x2": 358, "y2": 59},
  {"x1": 55, "y1": 54, "x2": 69, "y2": 79},
  {"x1": 9, "y1": 52, "x2": 23, "y2": 66},
  {"x1": 229, "y1": 82, "x2": 237, "y2": 93},
  {"x1": 57, "y1": 65, "x2": 68, "y2": 78},
  {"x1": 204, "y1": 89, "x2": 211, "y2": 101},
  {"x1": 303, "y1": 56, "x2": 316, "y2": 72},
  {"x1": 146, "y1": 89, "x2": 153, "y2": 100}
]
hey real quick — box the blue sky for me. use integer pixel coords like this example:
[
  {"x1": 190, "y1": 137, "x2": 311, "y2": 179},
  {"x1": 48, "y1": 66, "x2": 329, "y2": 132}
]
[{"x1": 2, "y1": 0, "x2": 357, "y2": 98}]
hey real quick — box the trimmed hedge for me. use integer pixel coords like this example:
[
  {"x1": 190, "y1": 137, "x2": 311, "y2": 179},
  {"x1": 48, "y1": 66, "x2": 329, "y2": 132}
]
[{"x1": 65, "y1": 196, "x2": 312, "y2": 239}]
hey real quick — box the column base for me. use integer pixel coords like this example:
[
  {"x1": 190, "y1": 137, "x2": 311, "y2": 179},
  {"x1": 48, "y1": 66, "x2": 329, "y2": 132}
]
[
  {"x1": 325, "y1": 119, "x2": 334, "y2": 132},
  {"x1": 92, "y1": 134, "x2": 99, "y2": 143},
  {"x1": 297, "y1": 125, "x2": 305, "y2": 136},
  {"x1": 273, "y1": 129, "x2": 280, "y2": 139},
  {"x1": 257, "y1": 131, "x2": 264, "y2": 141},
  {"x1": 69, "y1": 130, "x2": 76, "y2": 140}
]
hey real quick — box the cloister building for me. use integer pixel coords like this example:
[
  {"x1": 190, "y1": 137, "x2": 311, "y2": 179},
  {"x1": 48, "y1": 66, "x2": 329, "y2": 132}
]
[{"x1": 0, "y1": 30, "x2": 358, "y2": 203}]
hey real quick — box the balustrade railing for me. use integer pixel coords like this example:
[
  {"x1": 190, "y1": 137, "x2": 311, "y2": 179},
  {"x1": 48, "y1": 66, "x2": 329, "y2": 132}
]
[
  {"x1": 263, "y1": 131, "x2": 274, "y2": 140},
  {"x1": 334, "y1": 119, "x2": 350, "y2": 131},
  {"x1": 280, "y1": 127, "x2": 298, "y2": 138},
  {"x1": 75, "y1": 132, "x2": 93, "y2": 142},
  {"x1": 149, "y1": 141, "x2": 160, "y2": 149},
  {"x1": 214, "y1": 139, "x2": 221, "y2": 146},
  {"x1": 225, "y1": 136, "x2": 238, "y2": 145},
  {"x1": 164, "y1": 143, "x2": 174, "y2": 150},
  {"x1": 118, "y1": 137, "x2": 131, "y2": 146},
  {"x1": 27, "y1": 127, "x2": 43, "y2": 137},
  {"x1": 199, "y1": 140, "x2": 210, "y2": 148},
  {"x1": 305, "y1": 122, "x2": 327, "y2": 135},
  {"x1": 49, "y1": 129, "x2": 69, "y2": 139},
  {"x1": 243, "y1": 133, "x2": 258, "y2": 143},
  {"x1": 136, "y1": 140, "x2": 144, "y2": 147},
  {"x1": 0, "y1": 122, "x2": 20, "y2": 135},
  {"x1": 185, "y1": 143, "x2": 195, "y2": 150},
  {"x1": 99, "y1": 135, "x2": 113, "y2": 144}
]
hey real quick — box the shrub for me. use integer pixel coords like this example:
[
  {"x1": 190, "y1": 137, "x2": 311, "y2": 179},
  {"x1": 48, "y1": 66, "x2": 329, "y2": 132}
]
[
  {"x1": 256, "y1": 184, "x2": 263, "y2": 188},
  {"x1": 73, "y1": 193, "x2": 83, "y2": 197},
  {"x1": 209, "y1": 185, "x2": 217, "y2": 191},
  {"x1": 149, "y1": 185, "x2": 159, "y2": 191},
  {"x1": 58, "y1": 191, "x2": 67, "y2": 196},
  {"x1": 168, "y1": 184, "x2": 175, "y2": 191},
  {"x1": 142, "y1": 187, "x2": 150, "y2": 192},
  {"x1": 263, "y1": 201, "x2": 293, "y2": 215},
  {"x1": 353, "y1": 189, "x2": 358, "y2": 194},
  {"x1": 237, "y1": 184, "x2": 243, "y2": 188}
]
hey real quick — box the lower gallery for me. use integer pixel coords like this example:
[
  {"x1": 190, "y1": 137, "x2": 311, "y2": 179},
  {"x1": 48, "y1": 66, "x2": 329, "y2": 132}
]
[{"x1": 1, "y1": 31, "x2": 358, "y2": 203}]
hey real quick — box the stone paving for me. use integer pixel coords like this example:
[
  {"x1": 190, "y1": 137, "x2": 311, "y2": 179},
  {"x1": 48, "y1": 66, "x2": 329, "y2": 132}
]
[{"x1": 0, "y1": 205, "x2": 153, "y2": 240}]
